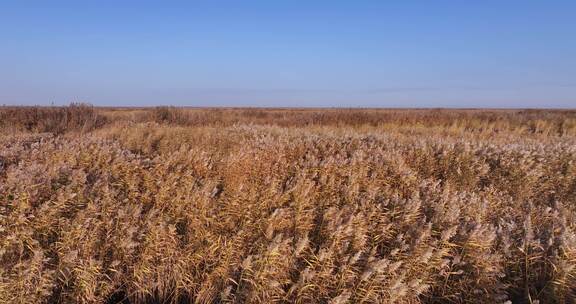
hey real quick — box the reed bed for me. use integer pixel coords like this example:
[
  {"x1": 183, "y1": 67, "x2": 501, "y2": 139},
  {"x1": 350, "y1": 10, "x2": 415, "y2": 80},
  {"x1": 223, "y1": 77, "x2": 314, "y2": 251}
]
[{"x1": 1, "y1": 106, "x2": 575, "y2": 303}]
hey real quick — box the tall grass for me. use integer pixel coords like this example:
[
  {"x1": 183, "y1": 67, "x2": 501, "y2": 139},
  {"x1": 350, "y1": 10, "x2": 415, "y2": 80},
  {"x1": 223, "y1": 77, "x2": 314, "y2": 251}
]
[
  {"x1": 0, "y1": 107, "x2": 575, "y2": 303},
  {"x1": 0, "y1": 103, "x2": 106, "y2": 134}
]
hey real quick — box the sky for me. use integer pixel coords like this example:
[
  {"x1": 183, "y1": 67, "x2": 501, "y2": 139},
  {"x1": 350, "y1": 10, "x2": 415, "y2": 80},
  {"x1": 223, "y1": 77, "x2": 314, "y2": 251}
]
[{"x1": 0, "y1": 1, "x2": 575, "y2": 108}]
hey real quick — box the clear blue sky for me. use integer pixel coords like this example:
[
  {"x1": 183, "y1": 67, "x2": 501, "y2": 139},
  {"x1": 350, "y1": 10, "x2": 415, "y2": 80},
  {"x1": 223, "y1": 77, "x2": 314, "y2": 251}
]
[{"x1": 1, "y1": 1, "x2": 575, "y2": 107}]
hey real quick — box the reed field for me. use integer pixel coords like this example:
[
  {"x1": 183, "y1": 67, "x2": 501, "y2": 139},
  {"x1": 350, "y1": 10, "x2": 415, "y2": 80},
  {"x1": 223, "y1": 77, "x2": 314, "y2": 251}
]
[{"x1": 1, "y1": 104, "x2": 575, "y2": 303}]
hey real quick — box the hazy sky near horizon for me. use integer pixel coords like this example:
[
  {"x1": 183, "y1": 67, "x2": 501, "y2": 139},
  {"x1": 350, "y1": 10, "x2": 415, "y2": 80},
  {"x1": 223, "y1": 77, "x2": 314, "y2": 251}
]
[{"x1": 1, "y1": 1, "x2": 575, "y2": 108}]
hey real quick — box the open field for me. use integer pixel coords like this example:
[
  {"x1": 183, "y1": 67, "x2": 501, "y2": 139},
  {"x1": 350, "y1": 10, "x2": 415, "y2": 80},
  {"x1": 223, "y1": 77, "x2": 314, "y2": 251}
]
[{"x1": 1, "y1": 105, "x2": 575, "y2": 303}]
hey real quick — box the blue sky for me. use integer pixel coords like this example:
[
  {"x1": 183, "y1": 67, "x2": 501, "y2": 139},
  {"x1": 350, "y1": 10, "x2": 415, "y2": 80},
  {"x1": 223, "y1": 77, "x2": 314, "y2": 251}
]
[{"x1": 1, "y1": 1, "x2": 575, "y2": 107}]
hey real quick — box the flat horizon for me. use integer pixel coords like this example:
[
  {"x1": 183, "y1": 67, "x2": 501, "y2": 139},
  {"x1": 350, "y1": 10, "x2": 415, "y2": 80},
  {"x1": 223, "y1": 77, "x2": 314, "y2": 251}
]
[{"x1": 1, "y1": 2, "x2": 575, "y2": 108}]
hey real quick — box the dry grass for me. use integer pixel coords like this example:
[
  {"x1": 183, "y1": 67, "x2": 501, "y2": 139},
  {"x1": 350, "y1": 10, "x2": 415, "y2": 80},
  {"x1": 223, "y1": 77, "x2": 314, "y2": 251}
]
[
  {"x1": 0, "y1": 103, "x2": 107, "y2": 134},
  {"x1": 1, "y1": 105, "x2": 575, "y2": 303}
]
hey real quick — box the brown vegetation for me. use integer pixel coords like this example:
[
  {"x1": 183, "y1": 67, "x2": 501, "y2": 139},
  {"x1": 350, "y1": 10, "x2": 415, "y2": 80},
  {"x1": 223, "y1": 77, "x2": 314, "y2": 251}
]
[
  {"x1": 0, "y1": 103, "x2": 107, "y2": 134},
  {"x1": 1, "y1": 105, "x2": 575, "y2": 303}
]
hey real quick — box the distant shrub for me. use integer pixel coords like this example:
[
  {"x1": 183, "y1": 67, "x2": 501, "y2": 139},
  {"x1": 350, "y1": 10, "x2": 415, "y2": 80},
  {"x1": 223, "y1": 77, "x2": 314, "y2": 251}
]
[{"x1": 0, "y1": 103, "x2": 106, "y2": 134}]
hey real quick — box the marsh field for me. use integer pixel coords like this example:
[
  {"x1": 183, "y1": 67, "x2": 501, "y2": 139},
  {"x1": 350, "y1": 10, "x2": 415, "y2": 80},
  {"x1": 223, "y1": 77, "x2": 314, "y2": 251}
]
[{"x1": 1, "y1": 105, "x2": 575, "y2": 304}]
